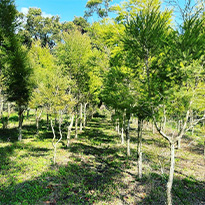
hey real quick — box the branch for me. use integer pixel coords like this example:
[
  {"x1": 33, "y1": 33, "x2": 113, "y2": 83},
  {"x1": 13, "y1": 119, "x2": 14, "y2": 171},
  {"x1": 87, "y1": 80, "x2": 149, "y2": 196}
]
[
  {"x1": 51, "y1": 119, "x2": 56, "y2": 147},
  {"x1": 153, "y1": 116, "x2": 171, "y2": 143},
  {"x1": 185, "y1": 114, "x2": 205, "y2": 132}
]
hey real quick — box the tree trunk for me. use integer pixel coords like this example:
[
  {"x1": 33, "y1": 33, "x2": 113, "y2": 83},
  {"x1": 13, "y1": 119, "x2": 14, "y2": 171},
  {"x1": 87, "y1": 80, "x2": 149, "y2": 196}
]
[
  {"x1": 51, "y1": 116, "x2": 63, "y2": 165},
  {"x1": 126, "y1": 118, "x2": 130, "y2": 156},
  {"x1": 0, "y1": 95, "x2": 3, "y2": 119},
  {"x1": 83, "y1": 103, "x2": 87, "y2": 129},
  {"x1": 36, "y1": 108, "x2": 43, "y2": 135},
  {"x1": 80, "y1": 103, "x2": 83, "y2": 132},
  {"x1": 75, "y1": 114, "x2": 78, "y2": 139},
  {"x1": 53, "y1": 146, "x2": 57, "y2": 165},
  {"x1": 190, "y1": 110, "x2": 194, "y2": 135},
  {"x1": 152, "y1": 120, "x2": 155, "y2": 134},
  {"x1": 27, "y1": 108, "x2": 30, "y2": 119},
  {"x1": 137, "y1": 119, "x2": 143, "y2": 179},
  {"x1": 47, "y1": 112, "x2": 49, "y2": 130},
  {"x1": 167, "y1": 142, "x2": 175, "y2": 205},
  {"x1": 163, "y1": 105, "x2": 166, "y2": 131},
  {"x1": 204, "y1": 141, "x2": 205, "y2": 160},
  {"x1": 18, "y1": 106, "x2": 24, "y2": 141},
  {"x1": 121, "y1": 127, "x2": 124, "y2": 144},
  {"x1": 67, "y1": 114, "x2": 74, "y2": 147},
  {"x1": 177, "y1": 138, "x2": 181, "y2": 149}
]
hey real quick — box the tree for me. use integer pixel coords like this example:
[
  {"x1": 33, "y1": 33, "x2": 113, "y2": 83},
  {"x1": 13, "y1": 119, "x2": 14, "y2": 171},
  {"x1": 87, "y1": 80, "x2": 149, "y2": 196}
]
[
  {"x1": 102, "y1": 66, "x2": 136, "y2": 155},
  {"x1": 123, "y1": 1, "x2": 204, "y2": 204},
  {"x1": 123, "y1": 0, "x2": 172, "y2": 179},
  {"x1": 84, "y1": 0, "x2": 113, "y2": 19},
  {"x1": 0, "y1": 0, "x2": 33, "y2": 140},
  {"x1": 0, "y1": 0, "x2": 17, "y2": 127},
  {"x1": 18, "y1": 7, "x2": 61, "y2": 48},
  {"x1": 152, "y1": 10, "x2": 204, "y2": 204},
  {"x1": 56, "y1": 29, "x2": 95, "y2": 136},
  {"x1": 73, "y1": 16, "x2": 90, "y2": 34}
]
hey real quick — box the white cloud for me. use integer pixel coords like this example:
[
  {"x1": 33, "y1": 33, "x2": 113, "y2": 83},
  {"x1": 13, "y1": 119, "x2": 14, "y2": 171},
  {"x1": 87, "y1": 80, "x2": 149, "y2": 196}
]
[
  {"x1": 20, "y1": 7, "x2": 29, "y2": 15},
  {"x1": 42, "y1": 12, "x2": 53, "y2": 18},
  {"x1": 20, "y1": 7, "x2": 53, "y2": 18}
]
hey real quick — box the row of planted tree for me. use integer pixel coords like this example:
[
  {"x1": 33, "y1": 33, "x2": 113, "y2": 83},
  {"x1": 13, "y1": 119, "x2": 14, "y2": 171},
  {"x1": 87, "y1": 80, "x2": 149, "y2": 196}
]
[{"x1": 0, "y1": 0, "x2": 205, "y2": 204}]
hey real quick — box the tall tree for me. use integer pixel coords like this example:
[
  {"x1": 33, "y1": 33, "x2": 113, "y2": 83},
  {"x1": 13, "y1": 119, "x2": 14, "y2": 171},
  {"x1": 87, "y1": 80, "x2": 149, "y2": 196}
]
[
  {"x1": 0, "y1": 0, "x2": 33, "y2": 140},
  {"x1": 18, "y1": 7, "x2": 61, "y2": 48},
  {"x1": 84, "y1": 0, "x2": 113, "y2": 19},
  {"x1": 123, "y1": 1, "x2": 172, "y2": 179}
]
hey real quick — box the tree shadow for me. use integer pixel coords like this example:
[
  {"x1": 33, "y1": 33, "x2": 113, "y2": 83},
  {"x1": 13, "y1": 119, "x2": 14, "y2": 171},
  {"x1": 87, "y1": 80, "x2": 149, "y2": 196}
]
[
  {"x1": 135, "y1": 172, "x2": 205, "y2": 205},
  {"x1": 79, "y1": 128, "x2": 117, "y2": 145},
  {"x1": 0, "y1": 128, "x2": 19, "y2": 142}
]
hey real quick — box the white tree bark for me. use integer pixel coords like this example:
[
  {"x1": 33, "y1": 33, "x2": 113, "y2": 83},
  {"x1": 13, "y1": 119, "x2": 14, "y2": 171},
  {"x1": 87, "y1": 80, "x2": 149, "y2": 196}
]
[
  {"x1": 83, "y1": 103, "x2": 88, "y2": 129},
  {"x1": 121, "y1": 126, "x2": 124, "y2": 144},
  {"x1": 75, "y1": 113, "x2": 78, "y2": 139},
  {"x1": 167, "y1": 142, "x2": 175, "y2": 205},
  {"x1": 51, "y1": 115, "x2": 63, "y2": 165},
  {"x1": 67, "y1": 114, "x2": 74, "y2": 147},
  {"x1": 137, "y1": 119, "x2": 143, "y2": 179},
  {"x1": 126, "y1": 118, "x2": 130, "y2": 156},
  {"x1": 80, "y1": 103, "x2": 83, "y2": 132}
]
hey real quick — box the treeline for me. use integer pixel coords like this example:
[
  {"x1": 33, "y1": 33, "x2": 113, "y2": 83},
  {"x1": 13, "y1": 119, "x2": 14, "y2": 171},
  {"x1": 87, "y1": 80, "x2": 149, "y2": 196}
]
[{"x1": 0, "y1": 0, "x2": 204, "y2": 204}]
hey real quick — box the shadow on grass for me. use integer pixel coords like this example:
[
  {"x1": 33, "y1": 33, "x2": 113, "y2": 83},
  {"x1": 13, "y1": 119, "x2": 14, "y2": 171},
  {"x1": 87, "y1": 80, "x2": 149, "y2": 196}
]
[
  {"x1": 79, "y1": 128, "x2": 117, "y2": 145},
  {"x1": 1, "y1": 158, "x2": 204, "y2": 204},
  {"x1": 0, "y1": 124, "x2": 37, "y2": 143},
  {"x1": 0, "y1": 117, "x2": 204, "y2": 204},
  {"x1": 0, "y1": 128, "x2": 19, "y2": 142},
  {"x1": 136, "y1": 172, "x2": 205, "y2": 205}
]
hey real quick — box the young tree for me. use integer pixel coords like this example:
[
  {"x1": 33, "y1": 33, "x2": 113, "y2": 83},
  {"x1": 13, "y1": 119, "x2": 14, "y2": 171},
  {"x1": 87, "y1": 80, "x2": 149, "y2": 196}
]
[
  {"x1": 123, "y1": 1, "x2": 172, "y2": 179},
  {"x1": 0, "y1": 0, "x2": 33, "y2": 141}
]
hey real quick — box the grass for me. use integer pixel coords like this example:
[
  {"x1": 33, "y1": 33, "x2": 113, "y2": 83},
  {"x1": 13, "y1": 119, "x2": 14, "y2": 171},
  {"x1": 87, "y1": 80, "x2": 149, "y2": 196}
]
[{"x1": 0, "y1": 112, "x2": 204, "y2": 204}]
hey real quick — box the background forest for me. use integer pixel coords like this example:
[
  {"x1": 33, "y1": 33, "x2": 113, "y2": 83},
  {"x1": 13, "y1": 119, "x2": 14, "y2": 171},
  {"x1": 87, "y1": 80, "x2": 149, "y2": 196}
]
[{"x1": 0, "y1": 0, "x2": 204, "y2": 204}]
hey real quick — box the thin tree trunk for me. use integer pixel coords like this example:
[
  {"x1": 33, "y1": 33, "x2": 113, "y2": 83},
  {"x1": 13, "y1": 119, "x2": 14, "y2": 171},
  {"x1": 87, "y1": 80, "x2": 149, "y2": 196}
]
[
  {"x1": 0, "y1": 95, "x2": 3, "y2": 119},
  {"x1": 152, "y1": 120, "x2": 155, "y2": 134},
  {"x1": 204, "y1": 141, "x2": 205, "y2": 160},
  {"x1": 191, "y1": 110, "x2": 194, "y2": 135},
  {"x1": 83, "y1": 103, "x2": 87, "y2": 129},
  {"x1": 117, "y1": 122, "x2": 120, "y2": 135},
  {"x1": 162, "y1": 104, "x2": 166, "y2": 132},
  {"x1": 51, "y1": 115, "x2": 63, "y2": 165},
  {"x1": 36, "y1": 108, "x2": 43, "y2": 135},
  {"x1": 47, "y1": 112, "x2": 49, "y2": 130},
  {"x1": 75, "y1": 114, "x2": 78, "y2": 139},
  {"x1": 167, "y1": 142, "x2": 175, "y2": 205},
  {"x1": 18, "y1": 106, "x2": 24, "y2": 141},
  {"x1": 80, "y1": 103, "x2": 83, "y2": 132},
  {"x1": 121, "y1": 127, "x2": 124, "y2": 144},
  {"x1": 138, "y1": 119, "x2": 143, "y2": 179},
  {"x1": 126, "y1": 118, "x2": 130, "y2": 156},
  {"x1": 27, "y1": 108, "x2": 30, "y2": 119},
  {"x1": 177, "y1": 138, "x2": 181, "y2": 149},
  {"x1": 67, "y1": 114, "x2": 74, "y2": 147}
]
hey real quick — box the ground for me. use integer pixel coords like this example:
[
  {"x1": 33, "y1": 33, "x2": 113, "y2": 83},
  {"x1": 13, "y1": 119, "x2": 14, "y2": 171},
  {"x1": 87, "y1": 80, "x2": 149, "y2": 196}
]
[{"x1": 0, "y1": 113, "x2": 204, "y2": 204}]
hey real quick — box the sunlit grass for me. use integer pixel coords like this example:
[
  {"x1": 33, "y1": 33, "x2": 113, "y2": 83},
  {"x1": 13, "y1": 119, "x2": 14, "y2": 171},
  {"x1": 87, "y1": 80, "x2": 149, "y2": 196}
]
[{"x1": 0, "y1": 113, "x2": 204, "y2": 204}]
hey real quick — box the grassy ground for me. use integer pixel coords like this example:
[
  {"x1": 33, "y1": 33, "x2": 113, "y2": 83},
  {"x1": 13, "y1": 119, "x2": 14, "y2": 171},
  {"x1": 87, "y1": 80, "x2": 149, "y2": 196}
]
[{"x1": 0, "y1": 113, "x2": 204, "y2": 204}]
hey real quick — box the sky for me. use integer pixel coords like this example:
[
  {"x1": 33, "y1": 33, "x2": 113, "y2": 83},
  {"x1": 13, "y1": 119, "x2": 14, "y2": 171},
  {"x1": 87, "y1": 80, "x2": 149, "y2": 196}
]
[{"x1": 15, "y1": 0, "x2": 122, "y2": 23}]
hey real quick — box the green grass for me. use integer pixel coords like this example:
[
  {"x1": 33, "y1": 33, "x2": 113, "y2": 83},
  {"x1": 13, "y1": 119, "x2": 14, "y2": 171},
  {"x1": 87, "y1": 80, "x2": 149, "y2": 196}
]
[{"x1": 0, "y1": 112, "x2": 204, "y2": 204}]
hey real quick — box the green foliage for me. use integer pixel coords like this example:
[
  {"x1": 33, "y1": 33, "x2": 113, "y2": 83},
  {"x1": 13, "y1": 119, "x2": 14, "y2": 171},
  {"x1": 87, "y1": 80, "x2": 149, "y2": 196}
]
[
  {"x1": 0, "y1": 0, "x2": 33, "y2": 108},
  {"x1": 73, "y1": 16, "x2": 90, "y2": 34},
  {"x1": 18, "y1": 7, "x2": 61, "y2": 48},
  {"x1": 29, "y1": 41, "x2": 75, "y2": 115},
  {"x1": 84, "y1": 0, "x2": 113, "y2": 19}
]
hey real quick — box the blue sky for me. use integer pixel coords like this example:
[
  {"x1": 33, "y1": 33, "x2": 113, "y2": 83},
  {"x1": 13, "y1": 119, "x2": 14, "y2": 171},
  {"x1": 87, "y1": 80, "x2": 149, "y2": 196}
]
[
  {"x1": 15, "y1": 0, "x2": 122, "y2": 22},
  {"x1": 14, "y1": 0, "x2": 196, "y2": 24}
]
